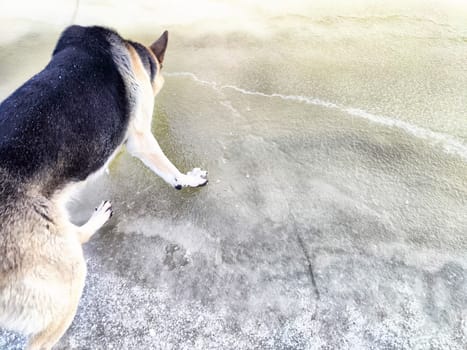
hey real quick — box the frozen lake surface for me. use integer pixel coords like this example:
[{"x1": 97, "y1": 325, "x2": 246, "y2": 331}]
[{"x1": 0, "y1": 1, "x2": 466, "y2": 349}]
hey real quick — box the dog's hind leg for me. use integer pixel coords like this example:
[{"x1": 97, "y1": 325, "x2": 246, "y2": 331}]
[
  {"x1": 26, "y1": 258, "x2": 86, "y2": 350},
  {"x1": 77, "y1": 200, "x2": 113, "y2": 243},
  {"x1": 126, "y1": 130, "x2": 208, "y2": 190},
  {"x1": 26, "y1": 297, "x2": 80, "y2": 350}
]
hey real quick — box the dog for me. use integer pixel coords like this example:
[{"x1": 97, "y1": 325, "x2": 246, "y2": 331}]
[{"x1": 0, "y1": 25, "x2": 208, "y2": 349}]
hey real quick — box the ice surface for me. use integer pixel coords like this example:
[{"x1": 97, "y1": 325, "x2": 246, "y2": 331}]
[{"x1": 0, "y1": 1, "x2": 466, "y2": 349}]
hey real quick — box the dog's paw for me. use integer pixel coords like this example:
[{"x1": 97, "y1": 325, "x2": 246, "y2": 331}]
[
  {"x1": 187, "y1": 168, "x2": 208, "y2": 183},
  {"x1": 174, "y1": 168, "x2": 208, "y2": 189},
  {"x1": 91, "y1": 200, "x2": 113, "y2": 228}
]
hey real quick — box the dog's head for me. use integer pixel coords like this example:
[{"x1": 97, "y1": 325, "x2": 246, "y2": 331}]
[{"x1": 126, "y1": 31, "x2": 168, "y2": 97}]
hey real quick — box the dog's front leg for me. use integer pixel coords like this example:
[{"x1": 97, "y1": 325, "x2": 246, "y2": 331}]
[{"x1": 126, "y1": 129, "x2": 208, "y2": 189}]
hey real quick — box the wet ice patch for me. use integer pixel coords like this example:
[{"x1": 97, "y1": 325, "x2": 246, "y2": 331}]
[{"x1": 168, "y1": 72, "x2": 467, "y2": 162}]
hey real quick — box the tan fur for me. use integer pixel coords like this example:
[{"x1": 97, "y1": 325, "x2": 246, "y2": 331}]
[
  {"x1": 146, "y1": 47, "x2": 165, "y2": 95},
  {"x1": 124, "y1": 43, "x2": 185, "y2": 186},
  {"x1": 0, "y1": 175, "x2": 88, "y2": 349}
]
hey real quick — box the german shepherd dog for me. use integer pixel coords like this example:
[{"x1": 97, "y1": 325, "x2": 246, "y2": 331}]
[{"x1": 0, "y1": 25, "x2": 208, "y2": 349}]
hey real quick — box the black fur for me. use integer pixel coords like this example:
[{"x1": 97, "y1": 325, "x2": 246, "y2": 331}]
[{"x1": 0, "y1": 26, "x2": 130, "y2": 195}]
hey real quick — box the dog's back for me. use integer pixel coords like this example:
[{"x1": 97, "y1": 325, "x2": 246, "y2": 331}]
[{"x1": 0, "y1": 26, "x2": 130, "y2": 195}]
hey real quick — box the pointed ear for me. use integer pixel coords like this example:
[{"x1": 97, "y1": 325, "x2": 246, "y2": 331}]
[{"x1": 150, "y1": 30, "x2": 168, "y2": 65}]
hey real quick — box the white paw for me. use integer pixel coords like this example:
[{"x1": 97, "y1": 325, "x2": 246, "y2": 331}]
[
  {"x1": 174, "y1": 168, "x2": 208, "y2": 189},
  {"x1": 90, "y1": 200, "x2": 113, "y2": 229}
]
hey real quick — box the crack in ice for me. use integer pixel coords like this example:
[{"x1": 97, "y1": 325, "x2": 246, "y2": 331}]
[
  {"x1": 296, "y1": 232, "x2": 321, "y2": 302},
  {"x1": 166, "y1": 72, "x2": 467, "y2": 162}
]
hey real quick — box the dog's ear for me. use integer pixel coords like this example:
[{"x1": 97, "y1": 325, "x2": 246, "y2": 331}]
[{"x1": 150, "y1": 31, "x2": 168, "y2": 65}]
